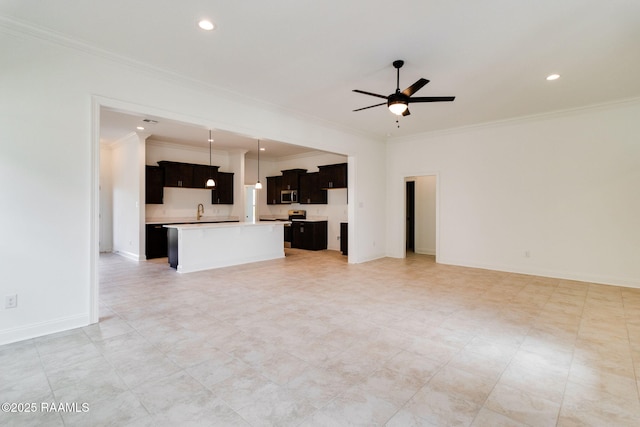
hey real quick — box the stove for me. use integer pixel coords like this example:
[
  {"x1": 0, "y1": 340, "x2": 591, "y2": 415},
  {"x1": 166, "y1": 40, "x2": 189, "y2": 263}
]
[
  {"x1": 288, "y1": 210, "x2": 306, "y2": 221},
  {"x1": 284, "y1": 210, "x2": 305, "y2": 247}
]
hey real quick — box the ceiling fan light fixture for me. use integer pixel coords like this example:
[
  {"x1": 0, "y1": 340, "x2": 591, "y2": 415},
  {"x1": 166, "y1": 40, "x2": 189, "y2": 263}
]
[
  {"x1": 353, "y1": 59, "x2": 455, "y2": 119},
  {"x1": 388, "y1": 100, "x2": 408, "y2": 115}
]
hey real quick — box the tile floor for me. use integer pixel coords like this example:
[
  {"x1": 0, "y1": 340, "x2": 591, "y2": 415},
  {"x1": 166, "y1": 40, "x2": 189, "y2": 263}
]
[{"x1": 2, "y1": 249, "x2": 640, "y2": 426}]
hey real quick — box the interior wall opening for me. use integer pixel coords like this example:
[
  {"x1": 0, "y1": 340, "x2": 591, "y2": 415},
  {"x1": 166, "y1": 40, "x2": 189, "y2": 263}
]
[
  {"x1": 93, "y1": 100, "x2": 353, "y2": 324},
  {"x1": 405, "y1": 175, "x2": 437, "y2": 259}
]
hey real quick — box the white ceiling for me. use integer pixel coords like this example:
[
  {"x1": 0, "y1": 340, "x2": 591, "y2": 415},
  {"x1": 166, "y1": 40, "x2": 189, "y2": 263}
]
[
  {"x1": 99, "y1": 108, "x2": 323, "y2": 160},
  {"x1": 3, "y1": 0, "x2": 639, "y2": 156}
]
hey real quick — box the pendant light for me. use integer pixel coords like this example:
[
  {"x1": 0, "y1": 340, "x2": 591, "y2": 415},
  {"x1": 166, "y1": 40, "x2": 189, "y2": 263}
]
[
  {"x1": 255, "y1": 139, "x2": 262, "y2": 189},
  {"x1": 205, "y1": 130, "x2": 215, "y2": 188}
]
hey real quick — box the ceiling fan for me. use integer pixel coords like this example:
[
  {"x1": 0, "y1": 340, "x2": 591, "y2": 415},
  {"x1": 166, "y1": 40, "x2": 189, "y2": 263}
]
[{"x1": 353, "y1": 60, "x2": 455, "y2": 116}]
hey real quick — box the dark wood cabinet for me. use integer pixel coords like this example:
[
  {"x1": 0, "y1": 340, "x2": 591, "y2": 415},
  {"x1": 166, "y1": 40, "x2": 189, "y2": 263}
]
[
  {"x1": 266, "y1": 175, "x2": 282, "y2": 205},
  {"x1": 145, "y1": 224, "x2": 168, "y2": 259},
  {"x1": 292, "y1": 221, "x2": 327, "y2": 251},
  {"x1": 145, "y1": 165, "x2": 164, "y2": 204},
  {"x1": 192, "y1": 164, "x2": 217, "y2": 189},
  {"x1": 211, "y1": 172, "x2": 234, "y2": 204},
  {"x1": 299, "y1": 172, "x2": 327, "y2": 204},
  {"x1": 340, "y1": 222, "x2": 348, "y2": 255},
  {"x1": 168, "y1": 227, "x2": 178, "y2": 268},
  {"x1": 158, "y1": 161, "x2": 220, "y2": 189},
  {"x1": 159, "y1": 161, "x2": 194, "y2": 188},
  {"x1": 318, "y1": 163, "x2": 347, "y2": 189},
  {"x1": 281, "y1": 169, "x2": 307, "y2": 190}
]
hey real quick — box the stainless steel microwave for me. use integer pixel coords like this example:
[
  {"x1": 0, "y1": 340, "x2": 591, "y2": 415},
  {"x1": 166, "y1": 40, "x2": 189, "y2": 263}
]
[{"x1": 281, "y1": 190, "x2": 297, "y2": 204}]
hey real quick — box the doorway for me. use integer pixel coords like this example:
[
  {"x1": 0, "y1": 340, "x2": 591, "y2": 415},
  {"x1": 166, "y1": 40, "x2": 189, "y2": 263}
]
[
  {"x1": 245, "y1": 185, "x2": 257, "y2": 223},
  {"x1": 405, "y1": 175, "x2": 437, "y2": 258},
  {"x1": 406, "y1": 181, "x2": 415, "y2": 252}
]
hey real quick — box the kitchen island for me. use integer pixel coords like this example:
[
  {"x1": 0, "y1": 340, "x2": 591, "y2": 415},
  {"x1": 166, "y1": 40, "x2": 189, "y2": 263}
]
[{"x1": 164, "y1": 221, "x2": 289, "y2": 273}]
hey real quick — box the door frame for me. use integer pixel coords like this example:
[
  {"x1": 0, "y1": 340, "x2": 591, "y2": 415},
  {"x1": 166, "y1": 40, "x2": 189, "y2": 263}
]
[
  {"x1": 406, "y1": 180, "x2": 415, "y2": 252},
  {"x1": 403, "y1": 173, "x2": 440, "y2": 260}
]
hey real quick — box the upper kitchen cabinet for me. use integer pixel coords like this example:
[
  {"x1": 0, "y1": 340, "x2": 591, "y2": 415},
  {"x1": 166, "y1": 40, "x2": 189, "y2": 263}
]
[
  {"x1": 266, "y1": 175, "x2": 282, "y2": 205},
  {"x1": 145, "y1": 165, "x2": 164, "y2": 204},
  {"x1": 318, "y1": 163, "x2": 347, "y2": 189},
  {"x1": 158, "y1": 161, "x2": 220, "y2": 189},
  {"x1": 192, "y1": 164, "x2": 217, "y2": 189},
  {"x1": 299, "y1": 172, "x2": 327, "y2": 204},
  {"x1": 211, "y1": 171, "x2": 234, "y2": 204},
  {"x1": 281, "y1": 169, "x2": 307, "y2": 191},
  {"x1": 159, "y1": 161, "x2": 194, "y2": 188}
]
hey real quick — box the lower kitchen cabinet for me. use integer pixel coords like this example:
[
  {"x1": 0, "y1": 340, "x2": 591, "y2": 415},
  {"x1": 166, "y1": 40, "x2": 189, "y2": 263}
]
[
  {"x1": 167, "y1": 228, "x2": 178, "y2": 268},
  {"x1": 291, "y1": 221, "x2": 327, "y2": 251},
  {"x1": 145, "y1": 224, "x2": 168, "y2": 259},
  {"x1": 340, "y1": 222, "x2": 348, "y2": 255}
]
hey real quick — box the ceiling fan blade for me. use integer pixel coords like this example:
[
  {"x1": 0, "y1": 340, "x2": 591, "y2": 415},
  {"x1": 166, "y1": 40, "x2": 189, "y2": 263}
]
[
  {"x1": 353, "y1": 89, "x2": 388, "y2": 100},
  {"x1": 402, "y1": 78, "x2": 429, "y2": 97},
  {"x1": 402, "y1": 108, "x2": 411, "y2": 117},
  {"x1": 353, "y1": 102, "x2": 386, "y2": 112},
  {"x1": 408, "y1": 96, "x2": 456, "y2": 103}
]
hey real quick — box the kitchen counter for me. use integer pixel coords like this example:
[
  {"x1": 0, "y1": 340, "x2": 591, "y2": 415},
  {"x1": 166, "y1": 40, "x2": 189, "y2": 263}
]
[
  {"x1": 164, "y1": 221, "x2": 288, "y2": 273},
  {"x1": 164, "y1": 220, "x2": 290, "y2": 230},
  {"x1": 258, "y1": 215, "x2": 289, "y2": 221},
  {"x1": 146, "y1": 216, "x2": 238, "y2": 225}
]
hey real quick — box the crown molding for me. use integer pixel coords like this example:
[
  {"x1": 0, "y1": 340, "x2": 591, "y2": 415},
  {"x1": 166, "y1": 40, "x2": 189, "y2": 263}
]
[
  {"x1": 388, "y1": 96, "x2": 640, "y2": 144},
  {"x1": 0, "y1": 15, "x2": 377, "y2": 143}
]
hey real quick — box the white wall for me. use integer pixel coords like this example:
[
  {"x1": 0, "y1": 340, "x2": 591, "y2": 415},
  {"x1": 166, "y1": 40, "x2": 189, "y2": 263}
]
[
  {"x1": 413, "y1": 175, "x2": 437, "y2": 255},
  {"x1": 0, "y1": 22, "x2": 385, "y2": 344},
  {"x1": 99, "y1": 145, "x2": 113, "y2": 252},
  {"x1": 111, "y1": 133, "x2": 145, "y2": 260},
  {"x1": 146, "y1": 139, "x2": 231, "y2": 170},
  {"x1": 387, "y1": 100, "x2": 640, "y2": 287}
]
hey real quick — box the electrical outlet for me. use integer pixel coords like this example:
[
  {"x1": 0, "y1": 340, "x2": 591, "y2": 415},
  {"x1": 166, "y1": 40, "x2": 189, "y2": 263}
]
[{"x1": 5, "y1": 294, "x2": 17, "y2": 309}]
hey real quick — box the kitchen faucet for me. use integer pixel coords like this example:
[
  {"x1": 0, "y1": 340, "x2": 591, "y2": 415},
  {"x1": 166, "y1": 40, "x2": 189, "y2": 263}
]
[{"x1": 197, "y1": 203, "x2": 204, "y2": 220}]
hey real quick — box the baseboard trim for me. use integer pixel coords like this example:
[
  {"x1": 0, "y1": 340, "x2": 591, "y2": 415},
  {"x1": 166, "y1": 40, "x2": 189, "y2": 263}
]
[
  {"x1": 437, "y1": 257, "x2": 640, "y2": 289},
  {"x1": 113, "y1": 250, "x2": 142, "y2": 261},
  {"x1": 415, "y1": 247, "x2": 436, "y2": 256},
  {"x1": 0, "y1": 313, "x2": 91, "y2": 346}
]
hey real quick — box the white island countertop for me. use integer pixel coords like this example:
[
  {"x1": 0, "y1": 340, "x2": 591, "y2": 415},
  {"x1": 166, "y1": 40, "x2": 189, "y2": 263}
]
[
  {"x1": 164, "y1": 221, "x2": 289, "y2": 273},
  {"x1": 146, "y1": 216, "x2": 238, "y2": 225},
  {"x1": 164, "y1": 220, "x2": 290, "y2": 230}
]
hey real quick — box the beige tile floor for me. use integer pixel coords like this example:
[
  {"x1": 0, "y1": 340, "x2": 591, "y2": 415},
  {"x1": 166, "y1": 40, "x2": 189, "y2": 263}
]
[{"x1": 2, "y1": 249, "x2": 640, "y2": 426}]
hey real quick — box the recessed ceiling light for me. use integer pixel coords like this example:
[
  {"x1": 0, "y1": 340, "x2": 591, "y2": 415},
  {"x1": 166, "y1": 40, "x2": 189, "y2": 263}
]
[
  {"x1": 136, "y1": 126, "x2": 145, "y2": 130},
  {"x1": 546, "y1": 74, "x2": 560, "y2": 81},
  {"x1": 260, "y1": 147, "x2": 266, "y2": 151},
  {"x1": 198, "y1": 19, "x2": 215, "y2": 31}
]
